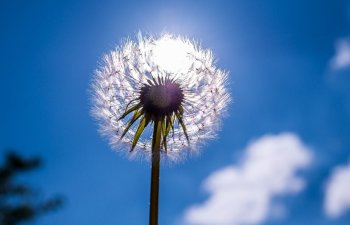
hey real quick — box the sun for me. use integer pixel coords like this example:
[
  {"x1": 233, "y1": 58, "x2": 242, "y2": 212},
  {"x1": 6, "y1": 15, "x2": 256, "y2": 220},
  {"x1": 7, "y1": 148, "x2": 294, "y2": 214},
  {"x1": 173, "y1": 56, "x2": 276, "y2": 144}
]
[{"x1": 152, "y1": 35, "x2": 194, "y2": 74}]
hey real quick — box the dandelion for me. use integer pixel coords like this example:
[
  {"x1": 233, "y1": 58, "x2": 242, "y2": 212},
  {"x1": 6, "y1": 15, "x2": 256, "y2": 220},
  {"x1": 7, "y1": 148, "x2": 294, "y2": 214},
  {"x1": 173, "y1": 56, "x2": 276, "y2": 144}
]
[{"x1": 91, "y1": 33, "x2": 230, "y2": 225}]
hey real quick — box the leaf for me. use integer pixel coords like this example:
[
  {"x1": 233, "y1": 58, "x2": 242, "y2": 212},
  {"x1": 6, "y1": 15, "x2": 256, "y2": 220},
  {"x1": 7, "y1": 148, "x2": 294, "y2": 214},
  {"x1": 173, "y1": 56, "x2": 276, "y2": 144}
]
[
  {"x1": 152, "y1": 76, "x2": 158, "y2": 85},
  {"x1": 151, "y1": 120, "x2": 162, "y2": 155},
  {"x1": 165, "y1": 114, "x2": 175, "y2": 137},
  {"x1": 118, "y1": 103, "x2": 141, "y2": 121},
  {"x1": 130, "y1": 116, "x2": 151, "y2": 152},
  {"x1": 175, "y1": 111, "x2": 190, "y2": 144},
  {"x1": 147, "y1": 79, "x2": 153, "y2": 86},
  {"x1": 120, "y1": 109, "x2": 143, "y2": 140},
  {"x1": 178, "y1": 105, "x2": 185, "y2": 114},
  {"x1": 161, "y1": 120, "x2": 167, "y2": 152}
]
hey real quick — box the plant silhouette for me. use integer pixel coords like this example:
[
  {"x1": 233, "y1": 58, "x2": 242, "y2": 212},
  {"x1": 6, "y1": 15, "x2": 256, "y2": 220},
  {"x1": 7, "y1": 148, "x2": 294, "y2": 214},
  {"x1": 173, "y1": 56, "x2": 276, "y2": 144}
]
[{"x1": 0, "y1": 150, "x2": 63, "y2": 225}]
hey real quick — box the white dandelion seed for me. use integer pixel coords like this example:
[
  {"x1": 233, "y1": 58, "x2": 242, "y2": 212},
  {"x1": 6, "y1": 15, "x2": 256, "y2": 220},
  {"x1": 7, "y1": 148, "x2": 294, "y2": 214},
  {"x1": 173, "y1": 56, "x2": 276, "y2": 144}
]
[
  {"x1": 91, "y1": 33, "x2": 230, "y2": 162},
  {"x1": 91, "y1": 33, "x2": 230, "y2": 225}
]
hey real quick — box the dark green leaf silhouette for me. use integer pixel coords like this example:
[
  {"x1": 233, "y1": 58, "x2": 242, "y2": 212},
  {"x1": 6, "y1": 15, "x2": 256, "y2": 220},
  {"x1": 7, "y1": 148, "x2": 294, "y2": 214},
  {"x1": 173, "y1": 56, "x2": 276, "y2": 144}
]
[{"x1": 0, "y1": 150, "x2": 63, "y2": 225}]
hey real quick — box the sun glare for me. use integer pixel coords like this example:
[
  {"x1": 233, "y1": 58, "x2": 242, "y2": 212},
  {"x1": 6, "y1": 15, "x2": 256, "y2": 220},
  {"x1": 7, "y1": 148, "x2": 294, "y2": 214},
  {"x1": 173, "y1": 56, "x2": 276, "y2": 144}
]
[{"x1": 152, "y1": 36, "x2": 193, "y2": 74}]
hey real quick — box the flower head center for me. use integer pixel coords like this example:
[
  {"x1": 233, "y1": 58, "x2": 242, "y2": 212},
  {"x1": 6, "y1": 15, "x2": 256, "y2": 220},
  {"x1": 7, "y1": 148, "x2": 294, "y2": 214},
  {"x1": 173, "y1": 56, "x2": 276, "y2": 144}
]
[{"x1": 140, "y1": 79, "x2": 184, "y2": 119}]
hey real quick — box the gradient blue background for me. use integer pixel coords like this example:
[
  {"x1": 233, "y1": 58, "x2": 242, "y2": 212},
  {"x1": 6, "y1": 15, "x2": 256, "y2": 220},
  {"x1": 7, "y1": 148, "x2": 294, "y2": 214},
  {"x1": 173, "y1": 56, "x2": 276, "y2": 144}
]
[{"x1": 1, "y1": 0, "x2": 350, "y2": 224}]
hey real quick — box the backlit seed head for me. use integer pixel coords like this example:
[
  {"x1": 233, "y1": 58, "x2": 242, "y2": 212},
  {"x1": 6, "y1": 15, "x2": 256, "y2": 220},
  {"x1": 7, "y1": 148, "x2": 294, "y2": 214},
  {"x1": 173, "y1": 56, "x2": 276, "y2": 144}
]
[{"x1": 91, "y1": 33, "x2": 230, "y2": 162}]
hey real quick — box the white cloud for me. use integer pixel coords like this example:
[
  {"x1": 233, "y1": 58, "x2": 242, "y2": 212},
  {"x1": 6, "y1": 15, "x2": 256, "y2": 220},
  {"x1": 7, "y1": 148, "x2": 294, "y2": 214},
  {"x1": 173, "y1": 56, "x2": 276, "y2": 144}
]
[
  {"x1": 183, "y1": 133, "x2": 312, "y2": 225},
  {"x1": 331, "y1": 38, "x2": 350, "y2": 70},
  {"x1": 324, "y1": 159, "x2": 350, "y2": 218}
]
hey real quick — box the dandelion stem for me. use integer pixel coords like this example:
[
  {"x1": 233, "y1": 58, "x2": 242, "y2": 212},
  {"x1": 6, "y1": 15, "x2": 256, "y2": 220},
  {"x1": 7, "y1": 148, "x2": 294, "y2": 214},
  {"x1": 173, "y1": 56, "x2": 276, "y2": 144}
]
[{"x1": 150, "y1": 120, "x2": 162, "y2": 225}]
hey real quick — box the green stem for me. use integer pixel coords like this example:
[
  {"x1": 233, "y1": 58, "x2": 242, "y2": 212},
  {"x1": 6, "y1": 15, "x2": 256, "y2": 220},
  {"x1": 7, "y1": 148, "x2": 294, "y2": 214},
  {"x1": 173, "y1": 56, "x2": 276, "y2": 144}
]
[{"x1": 149, "y1": 120, "x2": 161, "y2": 225}]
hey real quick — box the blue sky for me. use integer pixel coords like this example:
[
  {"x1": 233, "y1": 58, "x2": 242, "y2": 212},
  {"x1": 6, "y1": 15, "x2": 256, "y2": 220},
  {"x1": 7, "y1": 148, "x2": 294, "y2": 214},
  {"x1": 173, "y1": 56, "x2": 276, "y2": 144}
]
[{"x1": 1, "y1": 0, "x2": 350, "y2": 224}]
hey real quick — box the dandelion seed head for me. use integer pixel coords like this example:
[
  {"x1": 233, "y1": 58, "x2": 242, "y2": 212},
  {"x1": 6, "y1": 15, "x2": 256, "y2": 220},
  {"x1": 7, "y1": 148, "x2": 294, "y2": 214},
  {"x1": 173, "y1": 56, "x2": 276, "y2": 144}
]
[{"x1": 91, "y1": 33, "x2": 230, "y2": 161}]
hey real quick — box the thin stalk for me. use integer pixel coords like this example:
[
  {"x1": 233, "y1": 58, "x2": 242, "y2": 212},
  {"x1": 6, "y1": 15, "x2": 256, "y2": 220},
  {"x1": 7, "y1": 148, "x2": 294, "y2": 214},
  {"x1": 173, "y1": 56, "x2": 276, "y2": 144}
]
[{"x1": 149, "y1": 120, "x2": 162, "y2": 225}]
